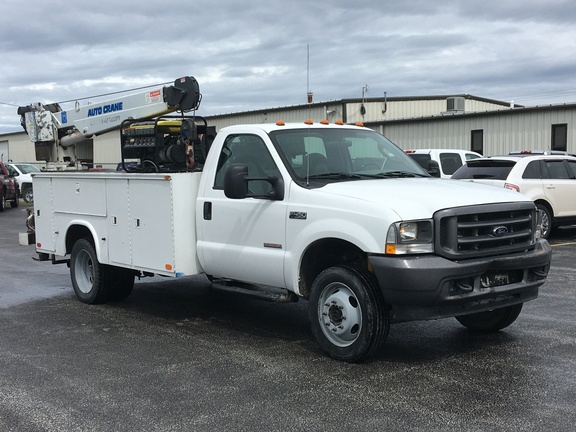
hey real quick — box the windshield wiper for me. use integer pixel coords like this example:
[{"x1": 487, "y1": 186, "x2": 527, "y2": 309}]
[
  {"x1": 372, "y1": 171, "x2": 423, "y2": 178},
  {"x1": 307, "y1": 171, "x2": 426, "y2": 181},
  {"x1": 307, "y1": 172, "x2": 364, "y2": 180}
]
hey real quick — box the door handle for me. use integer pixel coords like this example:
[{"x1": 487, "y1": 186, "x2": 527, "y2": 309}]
[{"x1": 203, "y1": 202, "x2": 212, "y2": 220}]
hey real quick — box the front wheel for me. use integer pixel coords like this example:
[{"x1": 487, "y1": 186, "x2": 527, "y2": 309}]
[
  {"x1": 0, "y1": 192, "x2": 5, "y2": 211},
  {"x1": 70, "y1": 238, "x2": 111, "y2": 304},
  {"x1": 455, "y1": 303, "x2": 523, "y2": 332},
  {"x1": 309, "y1": 266, "x2": 389, "y2": 362},
  {"x1": 22, "y1": 186, "x2": 33, "y2": 203},
  {"x1": 536, "y1": 203, "x2": 552, "y2": 239}
]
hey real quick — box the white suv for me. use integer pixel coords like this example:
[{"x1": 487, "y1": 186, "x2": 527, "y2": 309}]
[{"x1": 452, "y1": 154, "x2": 576, "y2": 238}]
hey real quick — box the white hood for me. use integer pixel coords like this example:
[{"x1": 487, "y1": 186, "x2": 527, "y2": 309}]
[{"x1": 315, "y1": 177, "x2": 528, "y2": 220}]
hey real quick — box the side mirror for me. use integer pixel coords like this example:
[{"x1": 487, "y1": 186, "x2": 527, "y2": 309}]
[
  {"x1": 224, "y1": 163, "x2": 285, "y2": 200},
  {"x1": 224, "y1": 164, "x2": 249, "y2": 199},
  {"x1": 427, "y1": 160, "x2": 441, "y2": 177}
]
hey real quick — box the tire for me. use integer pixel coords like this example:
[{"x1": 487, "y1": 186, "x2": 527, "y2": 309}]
[
  {"x1": 70, "y1": 238, "x2": 112, "y2": 304},
  {"x1": 308, "y1": 266, "x2": 389, "y2": 362},
  {"x1": 10, "y1": 197, "x2": 19, "y2": 208},
  {"x1": 536, "y1": 203, "x2": 552, "y2": 239},
  {"x1": 0, "y1": 191, "x2": 5, "y2": 212},
  {"x1": 22, "y1": 186, "x2": 33, "y2": 203},
  {"x1": 455, "y1": 303, "x2": 523, "y2": 332}
]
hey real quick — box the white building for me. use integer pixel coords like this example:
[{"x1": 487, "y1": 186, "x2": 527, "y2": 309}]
[{"x1": 1, "y1": 94, "x2": 574, "y2": 167}]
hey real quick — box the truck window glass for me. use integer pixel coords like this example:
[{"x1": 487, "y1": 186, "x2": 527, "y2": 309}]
[
  {"x1": 214, "y1": 134, "x2": 279, "y2": 196},
  {"x1": 271, "y1": 128, "x2": 424, "y2": 181},
  {"x1": 439, "y1": 153, "x2": 462, "y2": 175},
  {"x1": 407, "y1": 154, "x2": 431, "y2": 170}
]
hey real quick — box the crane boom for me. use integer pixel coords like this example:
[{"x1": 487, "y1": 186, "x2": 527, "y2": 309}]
[{"x1": 17, "y1": 76, "x2": 201, "y2": 168}]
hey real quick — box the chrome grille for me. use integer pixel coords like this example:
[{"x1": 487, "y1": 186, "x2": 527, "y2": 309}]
[{"x1": 436, "y1": 202, "x2": 536, "y2": 259}]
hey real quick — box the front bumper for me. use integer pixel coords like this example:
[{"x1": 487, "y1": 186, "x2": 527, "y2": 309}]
[{"x1": 369, "y1": 238, "x2": 552, "y2": 322}]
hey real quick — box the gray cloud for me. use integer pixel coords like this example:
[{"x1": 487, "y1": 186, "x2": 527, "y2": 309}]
[{"x1": 2, "y1": 0, "x2": 576, "y2": 132}]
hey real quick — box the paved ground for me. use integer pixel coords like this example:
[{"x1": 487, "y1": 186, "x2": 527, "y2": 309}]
[{"x1": 1, "y1": 203, "x2": 575, "y2": 431}]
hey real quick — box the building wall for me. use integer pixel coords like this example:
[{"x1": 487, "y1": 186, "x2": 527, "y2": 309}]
[
  {"x1": 346, "y1": 97, "x2": 510, "y2": 125},
  {"x1": 372, "y1": 106, "x2": 576, "y2": 155},
  {"x1": 93, "y1": 134, "x2": 122, "y2": 169},
  {"x1": 0, "y1": 139, "x2": 8, "y2": 162},
  {"x1": 1, "y1": 132, "x2": 36, "y2": 164},
  {"x1": 2, "y1": 97, "x2": 574, "y2": 164},
  {"x1": 206, "y1": 96, "x2": 510, "y2": 132}
]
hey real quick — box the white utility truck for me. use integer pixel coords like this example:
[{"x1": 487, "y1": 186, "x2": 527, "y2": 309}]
[{"x1": 20, "y1": 77, "x2": 552, "y2": 362}]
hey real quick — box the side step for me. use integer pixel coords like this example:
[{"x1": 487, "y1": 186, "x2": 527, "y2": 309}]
[{"x1": 211, "y1": 280, "x2": 299, "y2": 303}]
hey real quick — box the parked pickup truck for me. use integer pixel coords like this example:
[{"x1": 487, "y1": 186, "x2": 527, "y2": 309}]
[
  {"x1": 0, "y1": 161, "x2": 20, "y2": 211},
  {"x1": 32, "y1": 121, "x2": 552, "y2": 362},
  {"x1": 405, "y1": 149, "x2": 482, "y2": 178},
  {"x1": 6, "y1": 162, "x2": 40, "y2": 203}
]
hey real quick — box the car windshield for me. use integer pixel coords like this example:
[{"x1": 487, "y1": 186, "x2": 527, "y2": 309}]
[
  {"x1": 452, "y1": 159, "x2": 516, "y2": 180},
  {"x1": 15, "y1": 164, "x2": 41, "y2": 174},
  {"x1": 270, "y1": 128, "x2": 428, "y2": 184}
]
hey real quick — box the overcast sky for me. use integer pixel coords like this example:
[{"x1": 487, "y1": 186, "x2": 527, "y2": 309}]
[{"x1": 1, "y1": 0, "x2": 576, "y2": 134}]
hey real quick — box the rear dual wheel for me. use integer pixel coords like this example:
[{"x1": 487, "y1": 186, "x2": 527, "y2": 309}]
[
  {"x1": 309, "y1": 266, "x2": 389, "y2": 362},
  {"x1": 70, "y1": 239, "x2": 134, "y2": 304}
]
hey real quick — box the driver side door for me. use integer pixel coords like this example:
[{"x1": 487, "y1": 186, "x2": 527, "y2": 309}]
[{"x1": 197, "y1": 134, "x2": 288, "y2": 287}]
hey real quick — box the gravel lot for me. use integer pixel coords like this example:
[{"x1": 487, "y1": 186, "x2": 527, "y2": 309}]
[{"x1": 1, "y1": 204, "x2": 575, "y2": 431}]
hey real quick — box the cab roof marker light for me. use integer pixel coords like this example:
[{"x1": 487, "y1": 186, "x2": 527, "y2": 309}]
[
  {"x1": 304, "y1": 119, "x2": 313, "y2": 125},
  {"x1": 355, "y1": 121, "x2": 365, "y2": 127},
  {"x1": 320, "y1": 119, "x2": 329, "y2": 125},
  {"x1": 276, "y1": 120, "x2": 285, "y2": 126},
  {"x1": 335, "y1": 120, "x2": 344, "y2": 125}
]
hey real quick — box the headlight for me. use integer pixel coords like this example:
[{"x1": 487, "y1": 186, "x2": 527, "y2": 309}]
[{"x1": 385, "y1": 220, "x2": 434, "y2": 254}]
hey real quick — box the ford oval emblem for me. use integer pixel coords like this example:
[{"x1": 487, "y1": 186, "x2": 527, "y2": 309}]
[{"x1": 492, "y1": 226, "x2": 509, "y2": 237}]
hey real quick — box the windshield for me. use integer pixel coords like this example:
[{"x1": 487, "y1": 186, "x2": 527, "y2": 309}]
[
  {"x1": 269, "y1": 128, "x2": 428, "y2": 184},
  {"x1": 15, "y1": 164, "x2": 41, "y2": 174}
]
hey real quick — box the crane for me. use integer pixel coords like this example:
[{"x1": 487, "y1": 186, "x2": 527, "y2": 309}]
[{"x1": 17, "y1": 76, "x2": 206, "y2": 171}]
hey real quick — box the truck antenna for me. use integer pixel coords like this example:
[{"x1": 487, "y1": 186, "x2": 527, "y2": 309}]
[{"x1": 306, "y1": 44, "x2": 313, "y2": 104}]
